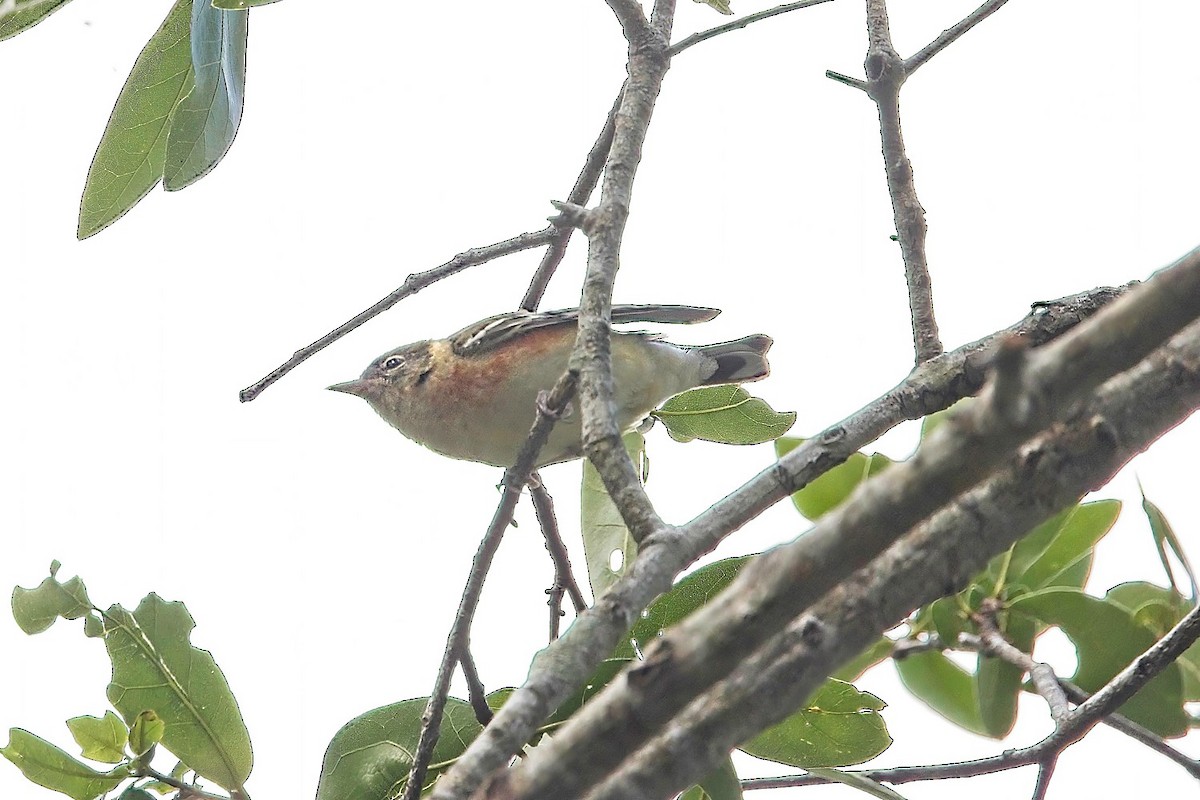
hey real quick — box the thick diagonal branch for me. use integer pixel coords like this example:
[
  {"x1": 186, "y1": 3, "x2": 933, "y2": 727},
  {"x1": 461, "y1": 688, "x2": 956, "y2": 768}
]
[
  {"x1": 497, "y1": 248, "x2": 1200, "y2": 800},
  {"x1": 426, "y1": 283, "x2": 1126, "y2": 800},
  {"x1": 588, "y1": 317, "x2": 1200, "y2": 800}
]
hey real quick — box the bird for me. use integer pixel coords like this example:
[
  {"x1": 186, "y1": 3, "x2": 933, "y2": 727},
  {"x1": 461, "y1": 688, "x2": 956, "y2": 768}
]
[{"x1": 327, "y1": 304, "x2": 773, "y2": 468}]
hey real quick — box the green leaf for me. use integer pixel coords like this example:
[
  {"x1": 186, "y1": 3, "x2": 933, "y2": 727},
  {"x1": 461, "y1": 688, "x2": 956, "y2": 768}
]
[
  {"x1": 127, "y1": 712, "x2": 164, "y2": 758},
  {"x1": 653, "y1": 386, "x2": 795, "y2": 445},
  {"x1": 1, "y1": 729, "x2": 127, "y2": 800},
  {"x1": 119, "y1": 788, "x2": 157, "y2": 800},
  {"x1": 803, "y1": 768, "x2": 909, "y2": 800},
  {"x1": 694, "y1": 0, "x2": 734, "y2": 15},
  {"x1": 976, "y1": 612, "x2": 1036, "y2": 738},
  {"x1": 894, "y1": 651, "x2": 987, "y2": 736},
  {"x1": 581, "y1": 431, "x2": 644, "y2": 598},
  {"x1": 101, "y1": 594, "x2": 252, "y2": 791},
  {"x1": 621, "y1": 556, "x2": 750, "y2": 658},
  {"x1": 1106, "y1": 582, "x2": 1200, "y2": 701},
  {"x1": 775, "y1": 437, "x2": 892, "y2": 521},
  {"x1": 1009, "y1": 587, "x2": 1187, "y2": 736},
  {"x1": 831, "y1": 637, "x2": 894, "y2": 683},
  {"x1": 212, "y1": 0, "x2": 279, "y2": 7},
  {"x1": 78, "y1": 0, "x2": 195, "y2": 239},
  {"x1": 1140, "y1": 488, "x2": 1198, "y2": 600},
  {"x1": 316, "y1": 698, "x2": 482, "y2": 800},
  {"x1": 11, "y1": 570, "x2": 93, "y2": 634},
  {"x1": 1012, "y1": 501, "x2": 1121, "y2": 592},
  {"x1": 681, "y1": 757, "x2": 742, "y2": 800},
  {"x1": 162, "y1": 1, "x2": 248, "y2": 189},
  {"x1": 741, "y1": 679, "x2": 890, "y2": 768},
  {"x1": 0, "y1": 0, "x2": 73, "y2": 40},
  {"x1": 65, "y1": 712, "x2": 127, "y2": 764}
]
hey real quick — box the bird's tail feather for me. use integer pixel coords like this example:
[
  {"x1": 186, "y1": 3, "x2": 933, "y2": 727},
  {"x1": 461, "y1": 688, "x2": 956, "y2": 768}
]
[{"x1": 698, "y1": 335, "x2": 773, "y2": 385}]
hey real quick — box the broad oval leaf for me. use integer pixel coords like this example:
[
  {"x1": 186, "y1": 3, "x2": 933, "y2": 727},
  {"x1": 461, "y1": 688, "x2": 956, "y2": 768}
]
[
  {"x1": 1012, "y1": 500, "x2": 1121, "y2": 592},
  {"x1": 77, "y1": 0, "x2": 196, "y2": 239},
  {"x1": 162, "y1": 2, "x2": 248, "y2": 190},
  {"x1": 0, "y1": 0, "x2": 74, "y2": 41},
  {"x1": 976, "y1": 612, "x2": 1036, "y2": 738},
  {"x1": 1008, "y1": 587, "x2": 1188, "y2": 736},
  {"x1": 1, "y1": 729, "x2": 127, "y2": 800},
  {"x1": 740, "y1": 679, "x2": 890, "y2": 768},
  {"x1": 894, "y1": 651, "x2": 987, "y2": 736},
  {"x1": 12, "y1": 572, "x2": 93, "y2": 634},
  {"x1": 775, "y1": 437, "x2": 892, "y2": 521},
  {"x1": 654, "y1": 386, "x2": 795, "y2": 445},
  {"x1": 65, "y1": 712, "x2": 128, "y2": 765},
  {"x1": 101, "y1": 594, "x2": 252, "y2": 791},
  {"x1": 1106, "y1": 582, "x2": 1200, "y2": 701},
  {"x1": 316, "y1": 698, "x2": 483, "y2": 800},
  {"x1": 621, "y1": 556, "x2": 750, "y2": 658},
  {"x1": 581, "y1": 432, "x2": 644, "y2": 598}
]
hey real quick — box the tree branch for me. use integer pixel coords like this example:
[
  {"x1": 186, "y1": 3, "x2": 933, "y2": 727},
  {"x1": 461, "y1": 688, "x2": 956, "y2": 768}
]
[
  {"x1": 586, "y1": 316, "x2": 1200, "y2": 800},
  {"x1": 427, "y1": 283, "x2": 1127, "y2": 800},
  {"x1": 969, "y1": 602, "x2": 1069, "y2": 724},
  {"x1": 906, "y1": 0, "x2": 1011, "y2": 74},
  {"x1": 503, "y1": 248, "x2": 1200, "y2": 800},
  {"x1": 399, "y1": 372, "x2": 579, "y2": 800},
  {"x1": 529, "y1": 475, "x2": 588, "y2": 641},
  {"x1": 239, "y1": 228, "x2": 556, "y2": 402},
  {"x1": 668, "y1": 0, "x2": 835, "y2": 57}
]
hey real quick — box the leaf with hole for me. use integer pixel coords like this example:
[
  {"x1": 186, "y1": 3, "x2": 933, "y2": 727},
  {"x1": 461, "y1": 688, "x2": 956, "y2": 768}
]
[{"x1": 581, "y1": 432, "x2": 644, "y2": 598}]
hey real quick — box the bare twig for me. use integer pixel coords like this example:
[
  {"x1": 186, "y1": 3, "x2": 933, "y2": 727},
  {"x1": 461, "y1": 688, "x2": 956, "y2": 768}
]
[
  {"x1": 520, "y1": 87, "x2": 625, "y2": 311},
  {"x1": 459, "y1": 647, "x2": 493, "y2": 726},
  {"x1": 428, "y1": 283, "x2": 1128, "y2": 800},
  {"x1": 239, "y1": 229, "x2": 556, "y2": 402},
  {"x1": 509, "y1": 251, "x2": 1200, "y2": 800},
  {"x1": 589, "y1": 317, "x2": 1200, "y2": 800},
  {"x1": 529, "y1": 474, "x2": 589, "y2": 641},
  {"x1": 865, "y1": 0, "x2": 940, "y2": 363},
  {"x1": 400, "y1": 374, "x2": 579, "y2": 800},
  {"x1": 969, "y1": 603, "x2": 1069, "y2": 723},
  {"x1": 906, "y1": 0, "x2": 1011, "y2": 74},
  {"x1": 668, "y1": 0, "x2": 834, "y2": 55},
  {"x1": 824, "y1": 0, "x2": 1009, "y2": 366}
]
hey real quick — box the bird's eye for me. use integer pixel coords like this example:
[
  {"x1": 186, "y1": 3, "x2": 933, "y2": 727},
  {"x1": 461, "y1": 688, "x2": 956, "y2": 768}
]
[{"x1": 382, "y1": 355, "x2": 405, "y2": 371}]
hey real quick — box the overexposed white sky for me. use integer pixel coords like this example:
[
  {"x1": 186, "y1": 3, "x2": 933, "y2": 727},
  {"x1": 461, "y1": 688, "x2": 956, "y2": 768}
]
[{"x1": 2, "y1": 2, "x2": 1199, "y2": 799}]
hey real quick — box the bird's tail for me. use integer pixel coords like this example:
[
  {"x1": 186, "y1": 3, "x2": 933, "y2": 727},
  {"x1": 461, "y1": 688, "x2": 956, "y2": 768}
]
[{"x1": 698, "y1": 335, "x2": 773, "y2": 385}]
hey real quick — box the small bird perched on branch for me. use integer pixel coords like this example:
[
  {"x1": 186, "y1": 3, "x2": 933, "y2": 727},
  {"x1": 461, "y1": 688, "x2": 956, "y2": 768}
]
[{"x1": 328, "y1": 305, "x2": 772, "y2": 468}]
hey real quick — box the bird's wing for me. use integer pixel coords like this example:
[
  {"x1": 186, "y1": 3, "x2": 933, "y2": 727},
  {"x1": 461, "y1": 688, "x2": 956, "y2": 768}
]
[{"x1": 449, "y1": 305, "x2": 721, "y2": 357}]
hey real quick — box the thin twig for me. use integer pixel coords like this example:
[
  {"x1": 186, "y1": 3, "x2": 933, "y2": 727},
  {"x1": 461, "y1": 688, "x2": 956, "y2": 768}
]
[
  {"x1": 133, "y1": 767, "x2": 233, "y2": 800},
  {"x1": 969, "y1": 603, "x2": 1069, "y2": 723},
  {"x1": 864, "y1": 0, "x2": 941, "y2": 363},
  {"x1": 459, "y1": 647, "x2": 493, "y2": 726},
  {"x1": 400, "y1": 499, "x2": 513, "y2": 800},
  {"x1": 400, "y1": 373, "x2": 579, "y2": 800},
  {"x1": 905, "y1": 0, "x2": 1011, "y2": 74},
  {"x1": 239, "y1": 228, "x2": 556, "y2": 402},
  {"x1": 669, "y1": 0, "x2": 835, "y2": 56},
  {"x1": 520, "y1": 86, "x2": 625, "y2": 311},
  {"x1": 530, "y1": 474, "x2": 589, "y2": 642},
  {"x1": 428, "y1": 284, "x2": 1129, "y2": 800},
  {"x1": 1031, "y1": 757, "x2": 1057, "y2": 800}
]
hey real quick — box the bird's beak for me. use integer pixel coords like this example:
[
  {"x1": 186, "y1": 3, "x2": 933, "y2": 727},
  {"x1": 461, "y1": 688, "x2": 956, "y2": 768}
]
[{"x1": 327, "y1": 379, "x2": 371, "y2": 398}]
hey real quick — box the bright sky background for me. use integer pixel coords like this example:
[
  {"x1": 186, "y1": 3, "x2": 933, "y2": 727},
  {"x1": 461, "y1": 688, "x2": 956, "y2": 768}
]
[{"x1": 3, "y1": 1, "x2": 1199, "y2": 799}]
